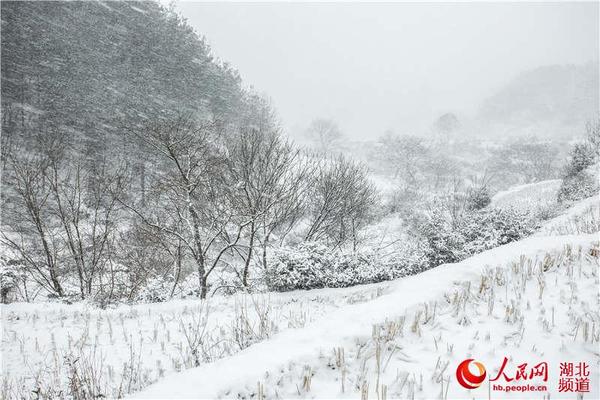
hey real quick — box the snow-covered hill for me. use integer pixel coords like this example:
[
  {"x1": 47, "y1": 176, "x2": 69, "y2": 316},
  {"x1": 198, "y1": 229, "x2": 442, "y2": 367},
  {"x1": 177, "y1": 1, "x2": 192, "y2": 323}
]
[
  {"x1": 491, "y1": 179, "x2": 561, "y2": 211},
  {"x1": 538, "y1": 195, "x2": 600, "y2": 236}
]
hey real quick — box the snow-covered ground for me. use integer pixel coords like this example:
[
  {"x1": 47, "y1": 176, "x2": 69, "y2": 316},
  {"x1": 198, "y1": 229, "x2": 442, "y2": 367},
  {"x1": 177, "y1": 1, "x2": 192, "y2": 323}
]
[
  {"x1": 538, "y1": 195, "x2": 600, "y2": 236},
  {"x1": 1, "y1": 275, "x2": 393, "y2": 398},
  {"x1": 133, "y1": 232, "x2": 599, "y2": 399},
  {"x1": 491, "y1": 179, "x2": 562, "y2": 211},
  {"x1": 2, "y1": 193, "x2": 599, "y2": 399}
]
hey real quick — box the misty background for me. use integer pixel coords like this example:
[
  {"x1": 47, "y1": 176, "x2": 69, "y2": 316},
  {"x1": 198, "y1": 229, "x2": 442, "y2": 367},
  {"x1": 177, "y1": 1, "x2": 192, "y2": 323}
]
[{"x1": 173, "y1": 1, "x2": 599, "y2": 141}]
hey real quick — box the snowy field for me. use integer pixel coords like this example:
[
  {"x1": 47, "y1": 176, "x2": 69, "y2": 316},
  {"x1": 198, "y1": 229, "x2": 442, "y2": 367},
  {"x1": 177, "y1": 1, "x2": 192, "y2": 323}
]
[
  {"x1": 1, "y1": 279, "x2": 392, "y2": 398},
  {"x1": 491, "y1": 179, "x2": 562, "y2": 212},
  {"x1": 134, "y1": 233, "x2": 599, "y2": 399},
  {"x1": 2, "y1": 195, "x2": 599, "y2": 399}
]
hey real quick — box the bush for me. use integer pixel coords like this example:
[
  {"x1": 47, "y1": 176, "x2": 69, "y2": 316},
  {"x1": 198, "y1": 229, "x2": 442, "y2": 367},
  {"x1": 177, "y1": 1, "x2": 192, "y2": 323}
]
[
  {"x1": 557, "y1": 170, "x2": 598, "y2": 203},
  {"x1": 416, "y1": 209, "x2": 467, "y2": 265},
  {"x1": 459, "y1": 208, "x2": 535, "y2": 255},
  {"x1": 0, "y1": 257, "x2": 24, "y2": 303},
  {"x1": 266, "y1": 241, "x2": 428, "y2": 292},
  {"x1": 135, "y1": 275, "x2": 174, "y2": 303},
  {"x1": 418, "y1": 207, "x2": 536, "y2": 267},
  {"x1": 564, "y1": 143, "x2": 596, "y2": 178},
  {"x1": 557, "y1": 125, "x2": 599, "y2": 204},
  {"x1": 466, "y1": 186, "x2": 491, "y2": 211}
]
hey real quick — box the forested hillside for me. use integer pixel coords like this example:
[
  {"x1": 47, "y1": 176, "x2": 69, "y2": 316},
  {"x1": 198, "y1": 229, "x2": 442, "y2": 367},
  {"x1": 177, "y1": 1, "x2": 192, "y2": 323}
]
[
  {"x1": 0, "y1": 0, "x2": 268, "y2": 301},
  {"x1": 0, "y1": 1, "x2": 380, "y2": 303},
  {"x1": 1, "y1": 1, "x2": 246, "y2": 160}
]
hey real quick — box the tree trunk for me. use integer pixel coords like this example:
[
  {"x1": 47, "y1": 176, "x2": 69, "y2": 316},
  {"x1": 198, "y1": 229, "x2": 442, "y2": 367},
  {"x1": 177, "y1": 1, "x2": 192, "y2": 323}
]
[
  {"x1": 35, "y1": 219, "x2": 64, "y2": 297},
  {"x1": 242, "y1": 221, "x2": 255, "y2": 287},
  {"x1": 199, "y1": 274, "x2": 208, "y2": 299},
  {"x1": 86, "y1": 277, "x2": 93, "y2": 297},
  {"x1": 171, "y1": 240, "x2": 182, "y2": 298}
]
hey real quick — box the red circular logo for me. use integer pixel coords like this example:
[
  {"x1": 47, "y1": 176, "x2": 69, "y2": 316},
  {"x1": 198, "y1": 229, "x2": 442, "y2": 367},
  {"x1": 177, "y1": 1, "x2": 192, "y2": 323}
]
[{"x1": 456, "y1": 359, "x2": 487, "y2": 389}]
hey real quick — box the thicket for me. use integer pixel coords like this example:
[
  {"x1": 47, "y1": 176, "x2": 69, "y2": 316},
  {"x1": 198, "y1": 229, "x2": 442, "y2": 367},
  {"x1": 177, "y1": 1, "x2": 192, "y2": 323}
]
[{"x1": 557, "y1": 122, "x2": 599, "y2": 203}]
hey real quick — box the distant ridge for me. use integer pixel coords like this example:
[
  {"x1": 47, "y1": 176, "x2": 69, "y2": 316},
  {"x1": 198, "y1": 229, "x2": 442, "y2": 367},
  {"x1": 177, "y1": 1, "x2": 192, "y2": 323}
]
[{"x1": 478, "y1": 62, "x2": 599, "y2": 137}]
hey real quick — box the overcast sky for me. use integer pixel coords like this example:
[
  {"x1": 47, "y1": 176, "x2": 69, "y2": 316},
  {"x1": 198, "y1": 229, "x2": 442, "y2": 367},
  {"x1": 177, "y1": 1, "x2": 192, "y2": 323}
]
[{"x1": 172, "y1": 1, "x2": 599, "y2": 140}]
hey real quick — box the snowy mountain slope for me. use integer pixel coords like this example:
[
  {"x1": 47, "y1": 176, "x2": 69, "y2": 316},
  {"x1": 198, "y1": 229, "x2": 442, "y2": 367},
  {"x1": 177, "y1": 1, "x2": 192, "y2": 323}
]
[
  {"x1": 491, "y1": 179, "x2": 561, "y2": 211},
  {"x1": 537, "y1": 195, "x2": 600, "y2": 236},
  {"x1": 133, "y1": 232, "x2": 600, "y2": 399}
]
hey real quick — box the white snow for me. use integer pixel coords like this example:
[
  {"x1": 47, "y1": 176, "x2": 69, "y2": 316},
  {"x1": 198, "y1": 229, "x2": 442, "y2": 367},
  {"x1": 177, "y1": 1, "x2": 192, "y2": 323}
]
[
  {"x1": 537, "y1": 194, "x2": 600, "y2": 236},
  {"x1": 0, "y1": 277, "x2": 392, "y2": 398},
  {"x1": 491, "y1": 179, "x2": 562, "y2": 211},
  {"x1": 133, "y1": 232, "x2": 600, "y2": 399}
]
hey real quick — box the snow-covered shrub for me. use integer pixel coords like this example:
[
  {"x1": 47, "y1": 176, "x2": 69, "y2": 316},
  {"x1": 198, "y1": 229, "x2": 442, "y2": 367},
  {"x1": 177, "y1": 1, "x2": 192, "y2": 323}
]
[
  {"x1": 135, "y1": 275, "x2": 174, "y2": 303},
  {"x1": 173, "y1": 269, "x2": 243, "y2": 299},
  {"x1": 460, "y1": 208, "x2": 535, "y2": 255},
  {"x1": 177, "y1": 272, "x2": 203, "y2": 298},
  {"x1": 557, "y1": 170, "x2": 598, "y2": 204},
  {"x1": 266, "y1": 241, "x2": 428, "y2": 292},
  {"x1": 334, "y1": 252, "x2": 390, "y2": 287},
  {"x1": 564, "y1": 143, "x2": 596, "y2": 178},
  {"x1": 558, "y1": 125, "x2": 599, "y2": 204},
  {"x1": 381, "y1": 241, "x2": 430, "y2": 276},
  {"x1": 531, "y1": 201, "x2": 561, "y2": 222},
  {"x1": 211, "y1": 268, "x2": 247, "y2": 296},
  {"x1": 131, "y1": 272, "x2": 200, "y2": 301},
  {"x1": 266, "y1": 242, "x2": 334, "y2": 291},
  {"x1": 418, "y1": 207, "x2": 536, "y2": 267},
  {"x1": 0, "y1": 257, "x2": 24, "y2": 303},
  {"x1": 416, "y1": 210, "x2": 467, "y2": 265},
  {"x1": 466, "y1": 186, "x2": 491, "y2": 211}
]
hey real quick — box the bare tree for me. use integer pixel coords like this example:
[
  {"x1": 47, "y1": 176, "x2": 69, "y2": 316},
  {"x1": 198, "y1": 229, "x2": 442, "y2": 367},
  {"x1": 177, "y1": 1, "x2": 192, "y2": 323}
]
[
  {"x1": 378, "y1": 133, "x2": 428, "y2": 192},
  {"x1": 126, "y1": 115, "x2": 249, "y2": 299},
  {"x1": 48, "y1": 156, "x2": 127, "y2": 299},
  {"x1": 305, "y1": 155, "x2": 378, "y2": 250},
  {"x1": 1, "y1": 133, "x2": 128, "y2": 299},
  {"x1": 305, "y1": 118, "x2": 343, "y2": 153},
  {"x1": 1, "y1": 143, "x2": 65, "y2": 297},
  {"x1": 227, "y1": 127, "x2": 311, "y2": 286}
]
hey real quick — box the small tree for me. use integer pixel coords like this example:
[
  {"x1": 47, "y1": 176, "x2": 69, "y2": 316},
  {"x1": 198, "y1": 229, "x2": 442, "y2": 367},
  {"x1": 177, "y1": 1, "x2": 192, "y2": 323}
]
[
  {"x1": 305, "y1": 155, "x2": 378, "y2": 250},
  {"x1": 127, "y1": 115, "x2": 249, "y2": 299},
  {"x1": 378, "y1": 133, "x2": 428, "y2": 192},
  {"x1": 0, "y1": 256, "x2": 25, "y2": 303},
  {"x1": 465, "y1": 186, "x2": 491, "y2": 211},
  {"x1": 227, "y1": 126, "x2": 310, "y2": 287},
  {"x1": 305, "y1": 118, "x2": 343, "y2": 153},
  {"x1": 563, "y1": 143, "x2": 596, "y2": 178},
  {"x1": 1, "y1": 132, "x2": 128, "y2": 299},
  {"x1": 434, "y1": 113, "x2": 460, "y2": 134}
]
